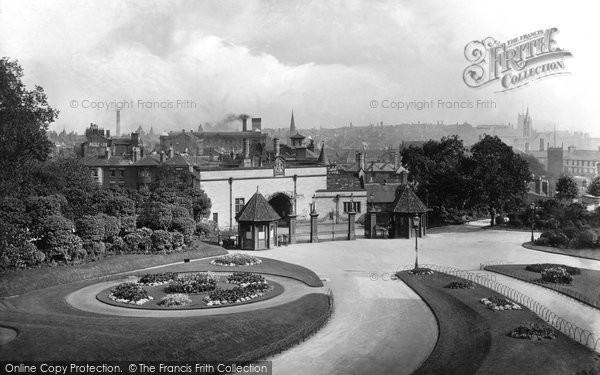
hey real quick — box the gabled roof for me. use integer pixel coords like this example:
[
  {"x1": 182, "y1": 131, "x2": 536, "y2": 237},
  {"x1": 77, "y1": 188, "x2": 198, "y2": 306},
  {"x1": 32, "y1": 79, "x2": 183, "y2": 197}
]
[
  {"x1": 290, "y1": 133, "x2": 306, "y2": 139},
  {"x1": 236, "y1": 191, "x2": 281, "y2": 222},
  {"x1": 164, "y1": 153, "x2": 192, "y2": 166},
  {"x1": 134, "y1": 154, "x2": 161, "y2": 166},
  {"x1": 391, "y1": 186, "x2": 427, "y2": 213}
]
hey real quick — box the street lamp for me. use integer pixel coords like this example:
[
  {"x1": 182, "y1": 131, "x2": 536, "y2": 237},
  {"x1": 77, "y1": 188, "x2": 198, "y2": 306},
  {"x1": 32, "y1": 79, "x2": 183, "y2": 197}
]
[
  {"x1": 530, "y1": 202, "x2": 536, "y2": 242},
  {"x1": 412, "y1": 214, "x2": 421, "y2": 269}
]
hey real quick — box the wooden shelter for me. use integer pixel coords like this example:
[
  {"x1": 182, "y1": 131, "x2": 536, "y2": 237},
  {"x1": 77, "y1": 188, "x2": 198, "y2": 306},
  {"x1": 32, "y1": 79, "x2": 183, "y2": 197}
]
[
  {"x1": 235, "y1": 190, "x2": 281, "y2": 250},
  {"x1": 389, "y1": 186, "x2": 428, "y2": 239}
]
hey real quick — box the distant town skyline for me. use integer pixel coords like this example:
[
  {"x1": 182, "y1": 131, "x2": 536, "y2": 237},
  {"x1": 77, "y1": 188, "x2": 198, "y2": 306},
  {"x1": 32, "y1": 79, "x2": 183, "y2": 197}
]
[{"x1": 1, "y1": 0, "x2": 598, "y2": 135}]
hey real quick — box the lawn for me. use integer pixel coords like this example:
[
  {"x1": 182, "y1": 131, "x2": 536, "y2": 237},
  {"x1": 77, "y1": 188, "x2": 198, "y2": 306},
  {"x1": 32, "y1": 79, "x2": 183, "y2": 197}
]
[
  {"x1": 523, "y1": 241, "x2": 600, "y2": 261},
  {"x1": 485, "y1": 264, "x2": 600, "y2": 309},
  {"x1": 397, "y1": 271, "x2": 600, "y2": 375},
  {"x1": 148, "y1": 256, "x2": 324, "y2": 287},
  {"x1": 0, "y1": 239, "x2": 227, "y2": 297}
]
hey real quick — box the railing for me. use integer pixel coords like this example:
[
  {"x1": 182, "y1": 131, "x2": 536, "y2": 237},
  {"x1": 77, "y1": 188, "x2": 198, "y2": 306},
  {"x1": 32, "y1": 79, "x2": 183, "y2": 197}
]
[
  {"x1": 481, "y1": 262, "x2": 600, "y2": 310},
  {"x1": 233, "y1": 289, "x2": 334, "y2": 363},
  {"x1": 397, "y1": 264, "x2": 600, "y2": 352}
]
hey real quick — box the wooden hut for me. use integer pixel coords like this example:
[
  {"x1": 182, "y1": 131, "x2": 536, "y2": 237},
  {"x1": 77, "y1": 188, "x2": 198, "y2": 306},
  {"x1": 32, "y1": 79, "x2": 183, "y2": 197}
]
[
  {"x1": 235, "y1": 190, "x2": 281, "y2": 250},
  {"x1": 389, "y1": 186, "x2": 427, "y2": 239}
]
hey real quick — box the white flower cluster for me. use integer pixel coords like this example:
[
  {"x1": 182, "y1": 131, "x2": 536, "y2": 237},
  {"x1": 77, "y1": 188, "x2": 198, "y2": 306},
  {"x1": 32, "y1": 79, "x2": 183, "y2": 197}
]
[
  {"x1": 108, "y1": 293, "x2": 154, "y2": 306},
  {"x1": 480, "y1": 298, "x2": 522, "y2": 311},
  {"x1": 204, "y1": 293, "x2": 265, "y2": 306}
]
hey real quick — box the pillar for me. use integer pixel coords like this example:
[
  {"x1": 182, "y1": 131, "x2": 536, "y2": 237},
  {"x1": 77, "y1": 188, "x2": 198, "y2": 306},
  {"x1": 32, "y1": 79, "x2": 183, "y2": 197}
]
[
  {"x1": 368, "y1": 212, "x2": 377, "y2": 238},
  {"x1": 288, "y1": 214, "x2": 297, "y2": 244},
  {"x1": 347, "y1": 210, "x2": 356, "y2": 240},
  {"x1": 310, "y1": 209, "x2": 319, "y2": 243}
]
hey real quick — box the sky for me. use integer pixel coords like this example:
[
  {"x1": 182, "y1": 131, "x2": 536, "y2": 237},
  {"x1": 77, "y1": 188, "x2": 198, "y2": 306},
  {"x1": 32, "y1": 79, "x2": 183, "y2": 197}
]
[{"x1": 0, "y1": 0, "x2": 598, "y2": 135}]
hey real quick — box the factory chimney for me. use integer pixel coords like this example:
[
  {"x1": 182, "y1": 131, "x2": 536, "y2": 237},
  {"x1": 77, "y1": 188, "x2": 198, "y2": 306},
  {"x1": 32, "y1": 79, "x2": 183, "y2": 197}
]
[{"x1": 116, "y1": 109, "x2": 121, "y2": 136}]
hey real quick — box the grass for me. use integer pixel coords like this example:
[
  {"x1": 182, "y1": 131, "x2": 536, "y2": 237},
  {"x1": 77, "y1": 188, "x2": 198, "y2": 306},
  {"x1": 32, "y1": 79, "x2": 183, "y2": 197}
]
[
  {"x1": 485, "y1": 264, "x2": 600, "y2": 309},
  {"x1": 0, "y1": 239, "x2": 227, "y2": 297},
  {"x1": 96, "y1": 278, "x2": 285, "y2": 310},
  {"x1": 397, "y1": 271, "x2": 600, "y2": 374},
  {"x1": 147, "y1": 257, "x2": 324, "y2": 287},
  {"x1": 0, "y1": 287, "x2": 330, "y2": 361},
  {"x1": 523, "y1": 241, "x2": 600, "y2": 261}
]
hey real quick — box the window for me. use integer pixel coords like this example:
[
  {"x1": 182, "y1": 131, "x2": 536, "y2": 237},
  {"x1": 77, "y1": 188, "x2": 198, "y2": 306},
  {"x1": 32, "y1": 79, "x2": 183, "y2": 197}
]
[
  {"x1": 119, "y1": 169, "x2": 124, "y2": 177},
  {"x1": 343, "y1": 201, "x2": 361, "y2": 213},
  {"x1": 212, "y1": 212, "x2": 218, "y2": 224},
  {"x1": 110, "y1": 169, "x2": 115, "y2": 177},
  {"x1": 235, "y1": 198, "x2": 245, "y2": 214}
]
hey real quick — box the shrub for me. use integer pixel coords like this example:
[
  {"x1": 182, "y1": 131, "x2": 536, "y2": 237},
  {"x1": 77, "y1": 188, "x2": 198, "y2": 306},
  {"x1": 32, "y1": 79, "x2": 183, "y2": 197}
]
[
  {"x1": 102, "y1": 215, "x2": 121, "y2": 241},
  {"x1": 171, "y1": 217, "x2": 196, "y2": 243},
  {"x1": 206, "y1": 283, "x2": 271, "y2": 304},
  {"x1": 123, "y1": 232, "x2": 143, "y2": 253},
  {"x1": 171, "y1": 232, "x2": 185, "y2": 248},
  {"x1": 211, "y1": 254, "x2": 261, "y2": 266},
  {"x1": 445, "y1": 280, "x2": 475, "y2": 289},
  {"x1": 138, "y1": 202, "x2": 173, "y2": 230},
  {"x1": 48, "y1": 234, "x2": 83, "y2": 262},
  {"x1": 159, "y1": 293, "x2": 192, "y2": 307},
  {"x1": 577, "y1": 230, "x2": 598, "y2": 248},
  {"x1": 534, "y1": 237, "x2": 550, "y2": 246},
  {"x1": 109, "y1": 282, "x2": 150, "y2": 302},
  {"x1": 135, "y1": 228, "x2": 153, "y2": 253},
  {"x1": 0, "y1": 242, "x2": 45, "y2": 270},
  {"x1": 120, "y1": 216, "x2": 137, "y2": 235},
  {"x1": 549, "y1": 232, "x2": 569, "y2": 247},
  {"x1": 110, "y1": 236, "x2": 126, "y2": 253},
  {"x1": 37, "y1": 215, "x2": 81, "y2": 261},
  {"x1": 171, "y1": 205, "x2": 191, "y2": 220},
  {"x1": 227, "y1": 272, "x2": 266, "y2": 285},
  {"x1": 82, "y1": 241, "x2": 106, "y2": 259},
  {"x1": 510, "y1": 322, "x2": 556, "y2": 340},
  {"x1": 151, "y1": 230, "x2": 172, "y2": 253},
  {"x1": 563, "y1": 227, "x2": 580, "y2": 240},
  {"x1": 165, "y1": 272, "x2": 217, "y2": 293},
  {"x1": 196, "y1": 220, "x2": 217, "y2": 239},
  {"x1": 76, "y1": 215, "x2": 105, "y2": 242},
  {"x1": 408, "y1": 267, "x2": 434, "y2": 275},
  {"x1": 104, "y1": 195, "x2": 136, "y2": 217},
  {"x1": 525, "y1": 263, "x2": 581, "y2": 275},
  {"x1": 541, "y1": 267, "x2": 573, "y2": 284},
  {"x1": 139, "y1": 272, "x2": 178, "y2": 285}
]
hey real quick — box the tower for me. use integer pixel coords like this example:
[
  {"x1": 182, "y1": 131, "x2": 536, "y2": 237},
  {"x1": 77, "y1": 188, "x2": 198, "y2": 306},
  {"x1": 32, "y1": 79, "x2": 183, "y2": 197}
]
[
  {"x1": 523, "y1": 106, "x2": 532, "y2": 138},
  {"x1": 289, "y1": 110, "x2": 297, "y2": 135},
  {"x1": 116, "y1": 109, "x2": 121, "y2": 137}
]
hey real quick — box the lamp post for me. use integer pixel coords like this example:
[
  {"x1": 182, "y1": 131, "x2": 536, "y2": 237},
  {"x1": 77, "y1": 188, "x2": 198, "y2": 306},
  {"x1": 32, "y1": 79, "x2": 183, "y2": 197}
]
[
  {"x1": 412, "y1": 214, "x2": 420, "y2": 269},
  {"x1": 530, "y1": 202, "x2": 535, "y2": 242}
]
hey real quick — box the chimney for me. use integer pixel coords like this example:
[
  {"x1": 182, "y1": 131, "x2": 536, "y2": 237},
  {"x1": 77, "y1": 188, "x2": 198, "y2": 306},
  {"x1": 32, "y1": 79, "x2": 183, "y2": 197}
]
[
  {"x1": 132, "y1": 132, "x2": 139, "y2": 147},
  {"x1": 242, "y1": 117, "x2": 248, "y2": 132},
  {"x1": 274, "y1": 138, "x2": 280, "y2": 157},
  {"x1": 105, "y1": 146, "x2": 111, "y2": 160},
  {"x1": 132, "y1": 147, "x2": 140, "y2": 163},
  {"x1": 356, "y1": 152, "x2": 365, "y2": 171},
  {"x1": 106, "y1": 130, "x2": 110, "y2": 138},
  {"x1": 393, "y1": 152, "x2": 399, "y2": 169},
  {"x1": 400, "y1": 171, "x2": 408, "y2": 185},
  {"x1": 243, "y1": 139, "x2": 250, "y2": 158},
  {"x1": 251, "y1": 118, "x2": 262, "y2": 132},
  {"x1": 159, "y1": 150, "x2": 165, "y2": 164},
  {"x1": 168, "y1": 145, "x2": 174, "y2": 159},
  {"x1": 116, "y1": 109, "x2": 121, "y2": 136}
]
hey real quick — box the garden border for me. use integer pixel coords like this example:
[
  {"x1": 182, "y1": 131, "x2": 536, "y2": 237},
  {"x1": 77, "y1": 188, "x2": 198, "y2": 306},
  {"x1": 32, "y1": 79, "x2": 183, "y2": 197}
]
[{"x1": 396, "y1": 264, "x2": 600, "y2": 352}]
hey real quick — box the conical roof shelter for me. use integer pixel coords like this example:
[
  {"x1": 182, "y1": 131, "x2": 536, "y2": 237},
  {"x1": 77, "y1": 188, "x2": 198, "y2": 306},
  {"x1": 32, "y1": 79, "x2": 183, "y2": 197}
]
[
  {"x1": 391, "y1": 186, "x2": 427, "y2": 214},
  {"x1": 236, "y1": 189, "x2": 281, "y2": 222}
]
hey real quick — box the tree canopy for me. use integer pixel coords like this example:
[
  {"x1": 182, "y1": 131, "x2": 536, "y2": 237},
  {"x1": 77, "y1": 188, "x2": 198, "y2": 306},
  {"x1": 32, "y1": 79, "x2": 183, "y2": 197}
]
[{"x1": 555, "y1": 176, "x2": 579, "y2": 201}]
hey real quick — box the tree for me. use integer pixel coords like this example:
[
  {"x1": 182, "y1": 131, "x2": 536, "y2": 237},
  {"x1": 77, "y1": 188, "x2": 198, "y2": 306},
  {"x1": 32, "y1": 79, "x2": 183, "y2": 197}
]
[
  {"x1": 555, "y1": 176, "x2": 579, "y2": 201},
  {"x1": 469, "y1": 135, "x2": 532, "y2": 226},
  {"x1": 0, "y1": 58, "x2": 59, "y2": 197},
  {"x1": 587, "y1": 176, "x2": 600, "y2": 197}
]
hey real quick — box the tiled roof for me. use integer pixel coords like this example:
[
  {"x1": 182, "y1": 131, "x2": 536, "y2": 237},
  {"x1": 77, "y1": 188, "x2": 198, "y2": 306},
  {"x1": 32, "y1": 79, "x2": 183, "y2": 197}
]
[
  {"x1": 323, "y1": 171, "x2": 364, "y2": 191},
  {"x1": 391, "y1": 186, "x2": 427, "y2": 213},
  {"x1": 365, "y1": 183, "x2": 402, "y2": 203},
  {"x1": 236, "y1": 191, "x2": 281, "y2": 222},
  {"x1": 134, "y1": 155, "x2": 161, "y2": 166},
  {"x1": 164, "y1": 154, "x2": 192, "y2": 166},
  {"x1": 82, "y1": 155, "x2": 132, "y2": 166}
]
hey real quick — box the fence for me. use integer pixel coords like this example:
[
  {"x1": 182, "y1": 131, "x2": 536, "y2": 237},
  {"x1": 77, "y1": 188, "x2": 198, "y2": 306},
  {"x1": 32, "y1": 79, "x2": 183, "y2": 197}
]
[
  {"x1": 397, "y1": 264, "x2": 600, "y2": 352},
  {"x1": 285, "y1": 223, "x2": 363, "y2": 243},
  {"x1": 233, "y1": 288, "x2": 334, "y2": 363},
  {"x1": 480, "y1": 262, "x2": 600, "y2": 311}
]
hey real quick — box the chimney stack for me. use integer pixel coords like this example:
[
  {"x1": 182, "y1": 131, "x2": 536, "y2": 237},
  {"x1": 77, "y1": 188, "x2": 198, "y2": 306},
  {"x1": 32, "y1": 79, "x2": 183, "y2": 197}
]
[
  {"x1": 160, "y1": 150, "x2": 165, "y2": 164},
  {"x1": 400, "y1": 171, "x2": 408, "y2": 185},
  {"x1": 132, "y1": 147, "x2": 140, "y2": 163},
  {"x1": 116, "y1": 109, "x2": 121, "y2": 136},
  {"x1": 168, "y1": 145, "x2": 174, "y2": 159},
  {"x1": 251, "y1": 118, "x2": 262, "y2": 132},
  {"x1": 356, "y1": 152, "x2": 365, "y2": 171},
  {"x1": 106, "y1": 130, "x2": 110, "y2": 138},
  {"x1": 274, "y1": 138, "x2": 280, "y2": 157},
  {"x1": 243, "y1": 138, "x2": 250, "y2": 158},
  {"x1": 105, "y1": 146, "x2": 111, "y2": 160},
  {"x1": 393, "y1": 152, "x2": 399, "y2": 169},
  {"x1": 132, "y1": 132, "x2": 139, "y2": 147},
  {"x1": 242, "y1": 117, "x2": 248, "y2": 132}
]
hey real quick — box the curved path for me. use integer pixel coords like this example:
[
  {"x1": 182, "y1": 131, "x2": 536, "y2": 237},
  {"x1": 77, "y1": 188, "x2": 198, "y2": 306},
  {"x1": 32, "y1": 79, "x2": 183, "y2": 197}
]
[{"x1": 67, "y1": 274, "x2": 327, "y2": 318}]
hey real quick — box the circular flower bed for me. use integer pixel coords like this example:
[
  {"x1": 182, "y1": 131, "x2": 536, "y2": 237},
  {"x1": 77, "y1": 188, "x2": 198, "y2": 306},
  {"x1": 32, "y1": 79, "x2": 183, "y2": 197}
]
[
  {"x1": 408, "y1": 267, "x2": 434, "y2": 275},
  {"x1": 211, "y1": 254, "x2": 262, "y2": 267},
  {"x1": 227, "y1": 272, "x2": 266, "y2": 286},
  {"x1": 510, "y1": 322, "x2": 556, "y2": 340},
  {"x1": 138, "y1": 272, "x2": 178, "y2": 286},
  {"x1": 205, "y1": 282, "x2": 272, "y2": 306},
  {"x1": 541, "y1": 267, "x2": 573, "y2": 284},
  {"x1": 480, "y1": 295, "x2": 521, "y2": 311},
  {"x1": 158, "y1": 293, "x2": 192, "y2": 307},
  {"x1": 109, "y1": 282, "x2": 153, "y2": 305},
  {"x1": 445, "y1": 280, "x2": 475, "y2": 289},
  {"x1": 525, "y1": 263, "x2": 580, "y2": 275},
  {"x1": 165, "y1": 272, "x2": 218, "y2": 293}
]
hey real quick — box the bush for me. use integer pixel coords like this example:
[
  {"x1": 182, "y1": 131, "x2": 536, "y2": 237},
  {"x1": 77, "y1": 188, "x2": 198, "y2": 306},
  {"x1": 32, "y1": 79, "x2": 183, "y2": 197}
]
[
  {"x1": 138, "y1": 202, "x2": 173, "y2": 230},
  {"x1": 165, "y1": 272, "x2": 217, "y2": 293},
  {"x1": 151, "y1": 230, "x2": 172, "y2": 253},
  {"x1": 541, "y1": 267, "x2": 573, "y2": 284},
  {"x1": 0, "y1": 242, "x2": 45, "y2": 270},
  {"x1": 123, "y1": 232, "x2": 143, "y2": 253},
  {"x1": 171, "y1": 232, "x2": 185, "y2": 248},
  {"x1": 196, "y1": 220, "x2": 217, "y2": 240},
  {"x1": 549, "y1": 232, "x2": 569, "y2": 247},
  {"x1": 563, "y1": 227, "x2": 580, "y2": 240},
  {"x1": 525, "y1": 263, "x2": 581, "y2": 275},
  {"x1": 171, "y1": 217, "x2": 196, "y2": 243},
  {"x1": 577, "y1": 230, "x2": 598, "y2": 248},
  {"x1": 445, "y1": 280, "x2": 475, "y2": 289},
  {"x1": 211, "y1": 254, "x2": 262, "y2": 266},
  {"x1": 510, "y1": 322, "x2": 556, "y2": 340},
  {"x1": 158, "y1": 293, "x2": 192, "y2": 307},
  {"x1": 135, "y1": 228, "x2": 153, "y2": 253},
  {"x1": 408, "y1": 267, "x2": 434, "y2": 275},
  {"x1": 49, "y1": 234, "x2": 83, "y2": 262},
  {"x1": 534, "y1": 237, "x2": 550, "y2": 246},
  {"x1": 37, "y1": 215, "x2": 81, "y2": 261},
  {"x1": 82, "y1": 241, "x2": 106, "y2": 259},
  {"x1": 103, "y1": 215, "x2": 121, "y2": 241},
  {"x1": 110, "y1": 282, "x2": 150, "y2": 302},
  {"x1": 227, "y1": 272, "x2": 266, "y2": 285},
  {"x1": 120, "y1": 216, "x2": 137, "y2": 235},
  {"x1": 76, "y1": 215, "x2": 105, "y2": 242},
  {"x1": 110, "y1": 236, "x2": 126, "y2": 253},
  {"x1": 138, "y1": 272, "x2": 178, "y2": 285}
]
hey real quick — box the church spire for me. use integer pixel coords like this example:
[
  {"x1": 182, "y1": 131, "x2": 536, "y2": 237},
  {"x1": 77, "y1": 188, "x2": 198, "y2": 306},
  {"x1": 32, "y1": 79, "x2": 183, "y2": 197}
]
[
  {"x1": 289, "y1": 110, "x2": 297, "y2": 135},
  {"x1": 318, "y1": 141, "x2": 329, "y2": 165}
]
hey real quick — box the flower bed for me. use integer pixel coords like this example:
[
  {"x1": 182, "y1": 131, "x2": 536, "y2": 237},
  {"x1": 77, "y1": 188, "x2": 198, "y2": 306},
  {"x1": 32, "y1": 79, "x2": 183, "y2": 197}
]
[
  {"x1": 525, "y1": 263, "x2": 581, "y2": 275},
  {"x1": 204, "y1": 282, "x2": 272, "y2": 306},
  {"x1": 480, "y1": 295, "x2": 522, "y2": 311},
  {"x1": 158, "y1": 293, "x2": 192, "y2": 307},
  {"x1": 541, "y1": 267, "x2": 573, "y2": 284},
  {"x1": 211, "y1": 254, "x2": 262, "y2": 267},
  {"x1": 165, "y1": 272, "x2": 218, "y2": 293},
  {"x1": 138, "y1": 272, "x2": 179, "y2": 286},
  {"x1": 227, "y1": 272, "x2": 266, "y2": 286},
  {"x1": 510, "y1": 322, "x2": 556, "y2": 340},
  {"x1": 408, "y1": 267, "x2": 434, "y2": 275},
  {"x1": 108, "y1": 282, "x2": 153, "y2": 305},
  {"x1": 445, "y1": 280, "x2": 475, "y2": 289}
]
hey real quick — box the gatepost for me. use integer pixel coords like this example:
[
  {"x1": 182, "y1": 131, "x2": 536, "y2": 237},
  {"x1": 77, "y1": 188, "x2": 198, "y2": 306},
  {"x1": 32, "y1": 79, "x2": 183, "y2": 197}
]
[
  {"x1": 310, "y1": 204, "x2": 319, "y2": 243},
  {"x1": 288, "y1": 214, "x2": 297, "y2": 244},
  {"x1": 347, "y1": 209, "x2": 356, "y2": 240}
]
